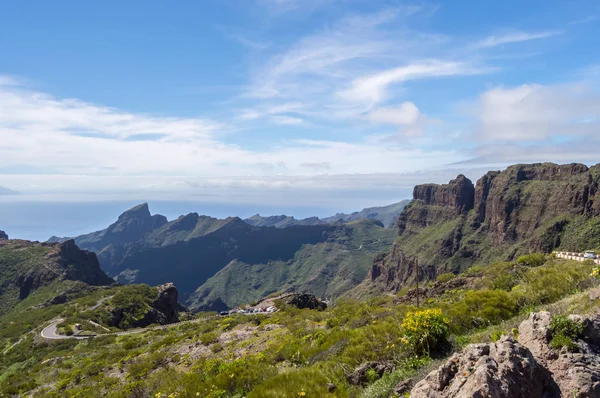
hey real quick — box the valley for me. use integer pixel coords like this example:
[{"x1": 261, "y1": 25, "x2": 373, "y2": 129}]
[{"x1": 2, "y1": 162, "x2": 600, "y2": 397}]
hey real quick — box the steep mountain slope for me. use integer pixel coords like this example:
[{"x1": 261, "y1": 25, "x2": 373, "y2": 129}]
[
  {"x1": 0, "y1": 238, "x2": 114, "y2": 315},
  {"x1": 188, "y1": 219, "x2": 396, "y2": 311},
  {"x1": 243, "y1": 200, "x2": 409, "y2": 229},
  {"x1": 359, "y1": 162, "x2": 600, "y2": 295}
]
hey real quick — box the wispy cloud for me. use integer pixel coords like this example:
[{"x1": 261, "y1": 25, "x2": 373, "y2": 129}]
[
  {"x1": 338, "y1": 60, "x2": 491, "y2": 109},
  {"x1": 471, "y1": 30, "x2": 563, "y2": 49}
]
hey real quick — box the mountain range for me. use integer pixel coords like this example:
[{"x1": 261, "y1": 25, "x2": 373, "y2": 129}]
[
  {"x1": 358, "y1": 162, "x2": 600, "y2": 296},
  {"x1": 47, "y1": 201, "x2": 408, "y2": 310},
  {"x1": 244, "y1": 200, "x2": 410, "y2": 229},
  {"x1": 14, "y1": 162, "x2": 600, "y2": 311}
]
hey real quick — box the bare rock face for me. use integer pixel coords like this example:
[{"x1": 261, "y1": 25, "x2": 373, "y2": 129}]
[
  {"x1": 0, "y1": 230, "x2": 7, "y2": 240},
  {"x1": 411, "y1": 336, "x2": 557, "y2": 398},
  {"x1": 412, "y1": 312, "x2": 600, "y2": 398},
  {"x1": 412, "y1": 175, "x2": 475, "y2": 215},
  {"x1": 151, "y1": 282, "x2": 181, "y2": 324},
  {"x1": 517, "y1": 312, "x2": 600, "y2": 397}
]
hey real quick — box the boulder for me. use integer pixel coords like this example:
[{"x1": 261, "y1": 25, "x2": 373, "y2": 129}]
[
  {"x1": 346, "y1": 361, "x2": 395, "y2": 386},
  {"x1": 518, "y1": 311, "x2": 600, "y2": 397},
  {"x1": 393, "y1": 378, "x2": 413, "y2": 395},
  {"x1": 285, "y1": 293, "x2": 327, "y2": 310}
]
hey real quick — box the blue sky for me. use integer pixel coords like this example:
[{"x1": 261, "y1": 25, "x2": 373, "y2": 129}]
[{"x1": 1, "y1": 0, "x2": 599, "y2": 209}]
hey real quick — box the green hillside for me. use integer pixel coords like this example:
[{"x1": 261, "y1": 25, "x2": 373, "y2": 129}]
[{"x1": 189, "y1": 219, "x2": 397, "y2": 310}]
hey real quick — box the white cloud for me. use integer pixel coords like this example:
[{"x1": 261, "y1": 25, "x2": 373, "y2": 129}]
[
  {"x1": 471, "y1": 30, "x2": 562, "y2": 49},
  {"x1": 339, "y1": 61, "x2": 489, "y2": 108},
  {"x1": 367, "y1": 101, "x2": 428, "y2": 136},
  {"x1": 474, "y1": 83, "x2": 600, "y2": 141},
  {"x1": 0, "y1": 78, "x2": 467, "y2": 200}
]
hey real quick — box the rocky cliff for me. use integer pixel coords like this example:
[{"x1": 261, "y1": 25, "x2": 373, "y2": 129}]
[
  {"x1": 0, "y1": 239, "x2": 114, "y2": 315},
  {"x1": 361, "y1": 163, "x2": 600, "y2": 295}
]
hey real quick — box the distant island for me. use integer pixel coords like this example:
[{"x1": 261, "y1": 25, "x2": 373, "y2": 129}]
[{"x1": 0, "y1": 186, "x2": 19, "y2": 195}]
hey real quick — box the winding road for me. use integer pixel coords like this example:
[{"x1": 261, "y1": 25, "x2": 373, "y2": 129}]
[{"x1": 39, "y1": 311, "x2": 273, "y2": 341}]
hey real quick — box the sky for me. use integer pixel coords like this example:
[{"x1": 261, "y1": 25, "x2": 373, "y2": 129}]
[{"x1": 1, "y1": 0, "x2": 600, "y2": 211}]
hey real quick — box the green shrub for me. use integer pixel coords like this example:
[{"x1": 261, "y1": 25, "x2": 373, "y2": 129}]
[
  {"x1": 549, "y1": 333, "x2": 578, "y2": 351},
  {"x1": 516, "y1": 253, "x2": 546, "y2": 267},
  {"x1": 436, "y1": 273, "x2": 455, "y2": 284},
  {"x1": 463, "y1": 289, "x2": 518, "y2": 325},
  {"x1": 200, "y1": 331, "x2": 219, "y2": 345},
  {"x1": 519, "y1": 262, "x2": 594, "y2": 305},
  {"x1": 400, "y1": 308, "x2": 449, "y2": 355},
  {"x1": 366, "y1": 368, "x2": 380, "y2": 384},
  {"x1": 549, "y1": 315, "x2": 583, "y2": 352},
  {"x1": 210, "y1": 343, "x2": 224, "y2": 353}
]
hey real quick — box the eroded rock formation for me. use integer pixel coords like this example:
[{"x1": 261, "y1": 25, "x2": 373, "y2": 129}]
[
  {"x1": 412, "y1": 311, "x2": 600, "y2": 398},
  {"x1": 364, "y1": 163, "x2": 600, "y2": 294}
]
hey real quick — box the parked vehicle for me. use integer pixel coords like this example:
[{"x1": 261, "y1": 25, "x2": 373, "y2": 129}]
[
  {"x1": 584, "y1": 251, "x2": 597, "y2": 259},
  {"x1": 219, "y1": 311, "x2": 230, "y2": 316}
]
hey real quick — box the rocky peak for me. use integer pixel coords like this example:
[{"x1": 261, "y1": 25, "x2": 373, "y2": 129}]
[
  {"x1": 0, "y1": 230, "x2": 7, "y2": 240},
  {"x1": 53, "y1": 240, "x2": 115, "y2": 286},
  {"x1": 413, "y1": 174, "x2": 475, "y2": 214},
  {"x1": 118, "y1": 203, "x2": 151, "y2": 221}
]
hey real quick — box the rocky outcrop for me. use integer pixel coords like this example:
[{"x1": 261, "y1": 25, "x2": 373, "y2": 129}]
[
  {"x1": 413, "y1": 175, "x2": 475, "y2": 215},
  {"x1": 412, "y1": 311, "x2": 600, "y2": 398},
  {"x1": 346, "y1": 361, "x2": 395, "y2": 386},
  {"x1": 363, "y1": 163, "x2": 600, "y2": 295},
  {"x1": 110, "y1": 283, "x2": 183, "y2": 328},
  {"x1": 0, "y1": 230, "x2": 7, "y2": 240},
  {"x1": 285, "y1": 293, "x2": 327, "y2": 310},
  {"x1": 0, "y1": 239, "x2": 114, "y2": 314}
]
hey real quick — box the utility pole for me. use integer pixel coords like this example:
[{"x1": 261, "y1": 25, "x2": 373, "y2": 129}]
[{"x1": 415, "y1": 256, "x2": 420, "y2": 308}]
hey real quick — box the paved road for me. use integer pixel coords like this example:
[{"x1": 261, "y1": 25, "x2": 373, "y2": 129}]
[
  {"x1": 39, "y1": 311, "x2": 273, "y2": 340},
  {"x1": 40, "y1": 319, "x2": 89, "y2": 340},
  {"x1": 554, "y1": 251, "x2": 600, "y2": 264}
]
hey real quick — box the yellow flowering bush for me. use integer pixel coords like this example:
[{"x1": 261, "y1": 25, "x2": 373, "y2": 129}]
[
  {"x1": 400, "y1": 308, "x2": 450, "y2": 355},
  {"x1": 591, "y1": 267, "x2": 600, "y2": 278}
]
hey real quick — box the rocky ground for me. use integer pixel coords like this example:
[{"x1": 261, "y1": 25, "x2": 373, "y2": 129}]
[{"x1": 410, "y1": 310, "x2": 600, "y2": 397}]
